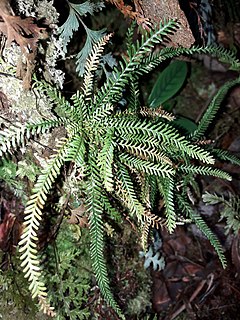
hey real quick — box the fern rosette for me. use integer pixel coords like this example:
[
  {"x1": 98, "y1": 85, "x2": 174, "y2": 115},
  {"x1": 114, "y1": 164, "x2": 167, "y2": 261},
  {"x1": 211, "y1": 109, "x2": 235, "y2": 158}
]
[{"x1": 0, "y1": 20, "x2": 239, "y2": 318}]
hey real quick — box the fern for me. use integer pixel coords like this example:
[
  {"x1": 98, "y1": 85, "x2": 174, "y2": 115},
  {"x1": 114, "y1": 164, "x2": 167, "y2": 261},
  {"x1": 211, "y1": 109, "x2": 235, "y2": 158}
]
[
  {"x1": 0, "y1": 21, "x2": 239, "y2": 318},
  {"x1": 203, "y1": 192, "x2": 240, "y2": 235},
  {"x1": 192, "y1": 76, "x2": 240, "y2": 140},
  {"x1": 177, "y1": 194, "x2": 227, "y2": 268}
]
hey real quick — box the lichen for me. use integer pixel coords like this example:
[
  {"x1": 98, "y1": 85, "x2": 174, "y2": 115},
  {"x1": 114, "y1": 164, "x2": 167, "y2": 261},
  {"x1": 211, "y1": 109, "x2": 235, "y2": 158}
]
[{"x1": 16, "y1": 0, "x2": 65, "y2": 88}]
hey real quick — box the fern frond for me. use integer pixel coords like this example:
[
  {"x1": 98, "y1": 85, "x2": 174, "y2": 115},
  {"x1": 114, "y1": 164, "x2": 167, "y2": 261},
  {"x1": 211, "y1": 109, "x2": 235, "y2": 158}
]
[
  {"x1": 71, "y1": 90, "x2": 88, "y2": 123},
  {"x1": 107, "y1": 118, "x2": 215, "y2": 164},
  {"x1": 203, "y1": 192, "x2": 240, "y2": 235},
  {"x1": 101, "y1": 193, "x2": 122, "y2": 223},
  {"x1": 34, "y1": 80, "x2": 78, "y2": 121},
  {"x1": 157, "y1": 177, "x2": 176, "y2": 233},
  {"x1": 141, "y1": 210, "x2": 166, "y2": 229},
  {"x1": 128, "y1": 75, "x2": 140, "y2": 112},
  {"x1": 83, "y1": 33, "x2": 113, "y2": 103},
  {"x1": 19, "y1": 138, "x2": 70, "y2": 313},
  {"x1": 177, "y1": 194, "x2": 227, "y2": 268},
  {"x1": 117, "y1": 140, "x2": 173, "y2": 165},
  {"x1": 192, "y1": 76, "x2": 240, "y2": 140},
  {"x1": 140, "y1": 106, "x2": 175, "y2": 121},
  {"x1": 65, "y1": 134, "x2": 86, "y2": 168},
  {"x1": 87, "y1": 159, "x2": 122, "y2": 316},
  {"x1": 138, "y1": 46, "x2": 240, "y2": 75},
  {"x1": 0, "y1": 119, "x2": 63, "y2": 156},
  {"x1": 179, "y1": 164, "x2": 232, "y2": 181},
  {"x1": 119, "y1": 153, "x2": 175, "y2": 177},
  {"x1": 95, "y1": 20, "x2": 178, "y2": 108},
  {"x1": 212, "y1": 148, "x2": 240, "y2": 166},
  {"x1": 116, "y1": 162, "x2": 145, "y2": 219},
  {"x1": 98, "y1": 128, "x2": 115, "y2": 191}
]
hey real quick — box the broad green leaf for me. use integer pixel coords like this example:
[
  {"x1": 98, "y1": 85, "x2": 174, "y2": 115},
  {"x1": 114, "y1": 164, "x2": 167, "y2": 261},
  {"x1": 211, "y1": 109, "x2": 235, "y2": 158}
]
[
  {"x1": 173, "y1": 116, "x2": 198, "y2": 134},
  {"x1": 148, "y1": 60, "x2": 188, "y2": 108}
]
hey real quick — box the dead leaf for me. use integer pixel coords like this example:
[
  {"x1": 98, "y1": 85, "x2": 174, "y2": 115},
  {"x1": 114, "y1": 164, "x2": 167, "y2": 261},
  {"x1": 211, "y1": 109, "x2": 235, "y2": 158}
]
[{"x1": 0, "y1": 2, "x2": 47, "y2": 89}]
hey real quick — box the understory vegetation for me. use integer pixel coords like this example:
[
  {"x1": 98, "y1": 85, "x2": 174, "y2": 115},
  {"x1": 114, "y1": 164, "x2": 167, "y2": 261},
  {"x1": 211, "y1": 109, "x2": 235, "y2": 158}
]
[{"x1": 0, "y1": 1, "x2": 240, "y2": 319}]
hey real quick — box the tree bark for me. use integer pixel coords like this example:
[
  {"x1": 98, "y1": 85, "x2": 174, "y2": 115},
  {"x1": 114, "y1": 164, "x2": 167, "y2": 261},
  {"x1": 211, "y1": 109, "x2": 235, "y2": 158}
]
[{"x1": 139, "y1": 0, "x2": 195, "y2": 48}]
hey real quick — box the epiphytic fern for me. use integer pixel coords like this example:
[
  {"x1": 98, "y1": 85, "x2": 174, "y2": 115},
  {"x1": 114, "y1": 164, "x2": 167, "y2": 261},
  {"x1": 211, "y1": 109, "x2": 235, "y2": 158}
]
[{"x1": 1, "y1": 21, "x2": 240, "y2": 318}]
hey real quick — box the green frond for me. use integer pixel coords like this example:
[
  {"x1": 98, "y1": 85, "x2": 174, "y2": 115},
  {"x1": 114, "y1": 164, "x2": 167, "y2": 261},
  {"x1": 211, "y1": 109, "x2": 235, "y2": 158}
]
[
  {"x1": 177, "y1": 194, "x2": 227, "y2": 268},
  {"x1": 149, "y1": 175, "x2": 158, "y2": 209},
  {"x1": 92, "y1": 102, "x2": 114, "y2": 122},
  {"x1": 128, "y1": 76, "x2": 140, "y2": 113},
  {"x1": 95, "y1": 20, "x2": 178, "y2": 108},
  {"x1": 98, "y1": 128, "x2": 115, "y2": 191},
  {"x1": 116, "y1": 162, "x2": 145, "y2": 219},
  {"x1": 157, "y1": 177, "x2": 176, "y2": 233},
  {"x1": 65, "y1": 134, "x2": 86, "y2": 168},
  {"x1": 203, "y1": 192, "x2": 240, "y2": 235},
  {"x1": 71, "y1": 90, "x2": 88, "y2": 123},
  {"x1": 83, "y1": 33, "x2": 113, "y2": 103},
  {"x1": 0, "y1": 119, "x2": 63, "y2": 157},
  {"x1": 138, "y1": 46, "x2": 240, "y2": 75},
  {"x1": 19, "y1": 138, "x2": 70, "y2": 313},
  {"x1": 125, "y1": 21, "x2": 137, "y2": 56},
  {"x1": 34, "y1": 80, "x2": 77, "y2": 120},
  {"x1": 107, "y1": 118, "x2": 215, "y2": 164},
  {"x1": 212, "y1": 148, "x2": 240, "y2": 166},
  {"x1": 117, "y1": 140, "x2": 173, "y2": 165},
  {"x1": 101, "y1": 193, "x2": 122, "y2": 223},
  {"x1": 87, "y1": 159, "x2": 122, "y2": 316},
  {"x1": 119, "y1": 153, "x2": 175, "y2": 177},
  {"x1": 192, "y1": 76, "x2": 240, "y2": 140},
  {"x1": 179, "y1": 164, "x2": 232, "y2": 181}
]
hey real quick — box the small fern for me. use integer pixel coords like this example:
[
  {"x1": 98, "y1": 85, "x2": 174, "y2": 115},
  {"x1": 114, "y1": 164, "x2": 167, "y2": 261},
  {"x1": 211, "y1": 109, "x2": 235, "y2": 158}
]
[
  {"x1": 203, "y1": 192, "x2": 240, "y2": 235},
  {"x1": 0, "y1": 21, "x2": 240, "y2": 318}
]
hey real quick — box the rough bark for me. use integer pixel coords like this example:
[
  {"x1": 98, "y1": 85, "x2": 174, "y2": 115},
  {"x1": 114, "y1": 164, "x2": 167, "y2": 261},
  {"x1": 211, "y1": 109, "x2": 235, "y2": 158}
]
[{"x1": 139, "y1": 0, "x2": 195, "y2": 48}]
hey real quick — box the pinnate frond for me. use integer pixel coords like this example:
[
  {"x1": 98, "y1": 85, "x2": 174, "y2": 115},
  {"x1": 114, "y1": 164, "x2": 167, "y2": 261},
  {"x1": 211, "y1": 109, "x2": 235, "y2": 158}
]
[
  {"x1": 19, "y1": 138, "x2": 70, "y2": 313},
  {"x1": 98, "y1": 128, "x2": 115, "y2": 191},
  {"x1": 87, "y1": 158, "x2": 122, "y2": 316}
]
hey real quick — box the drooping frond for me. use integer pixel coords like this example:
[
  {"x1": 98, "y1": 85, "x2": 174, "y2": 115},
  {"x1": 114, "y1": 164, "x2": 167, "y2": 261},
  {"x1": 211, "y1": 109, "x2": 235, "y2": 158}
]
[
  {"x1": 98, "y1": 128, "x2": 115, "y2": 191},
  {"x1": 101, "y1": 193, "x2": 122, "y2": 223},
  {"x1": 177, "y1": 194, "x2": 227, "y2": 268},
  {"x1": 19, "y1": 138, "x2": 70, "y2": 313},
  {"x1": 87, "y1": 158, "x2": 122, "y2": 316},
  {"x1": 192, "y1": 76, "x2": 240, "y2": 140},
  {"x1": 157, "y1": 177, "x2": 176, "y2": 233}
]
